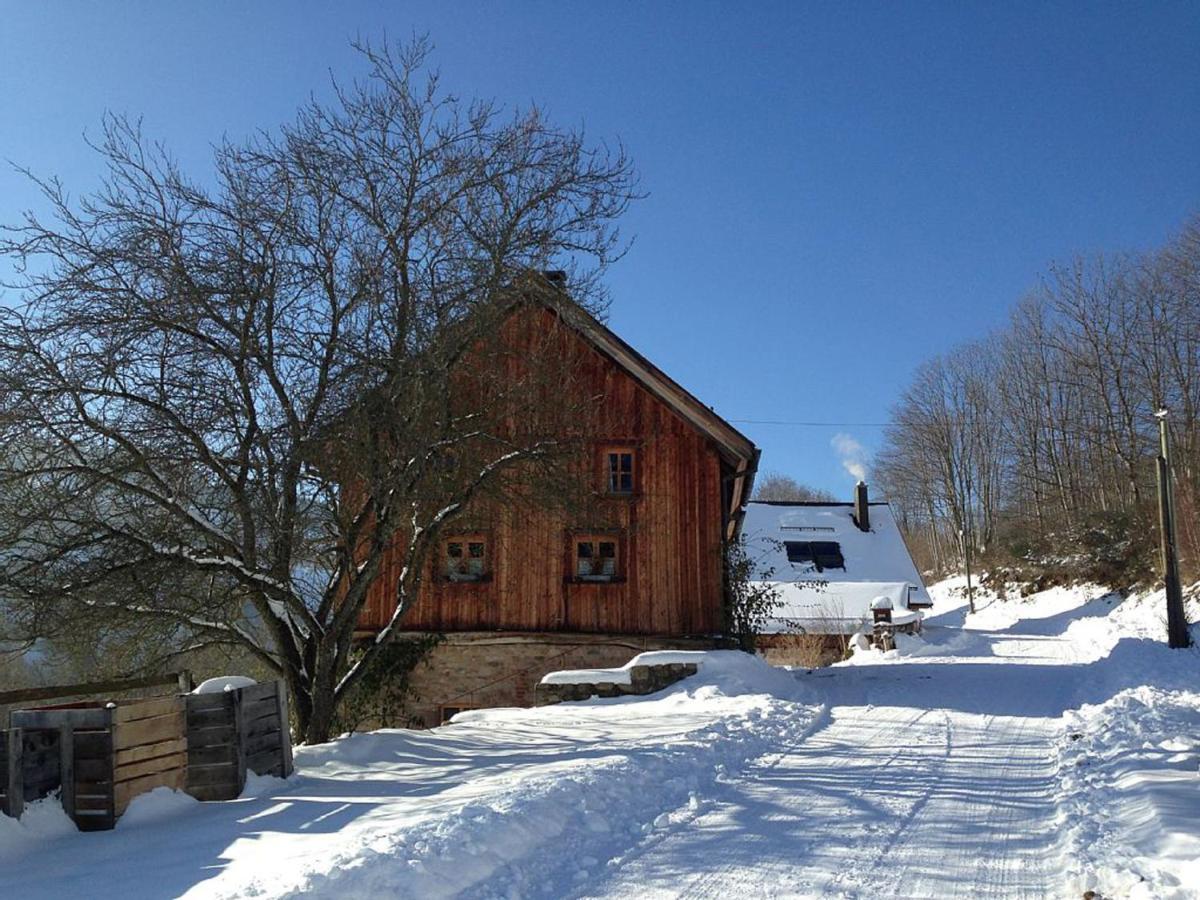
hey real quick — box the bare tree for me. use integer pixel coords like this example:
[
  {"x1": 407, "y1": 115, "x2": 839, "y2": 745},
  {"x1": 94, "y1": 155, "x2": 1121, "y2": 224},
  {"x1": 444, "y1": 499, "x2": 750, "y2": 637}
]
[
  {"x1": 753, "y1": 472, "x2": 836, "y2": 503},
  {"x1": 879, "y1": 215, "x2": 1200, "y2": 587},
  {"x1": 0, "y1": 39, "x2": 637, "y2": 742}
]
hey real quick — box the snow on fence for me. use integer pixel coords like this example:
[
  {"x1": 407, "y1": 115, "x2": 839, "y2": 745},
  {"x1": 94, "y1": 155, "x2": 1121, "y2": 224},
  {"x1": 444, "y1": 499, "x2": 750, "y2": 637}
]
[
  {"x1": 185, "y1": 680, "x2": 293, "y2": 801},
  {"x1": 8, "y1": 695, "x2": 188, "y2": 831}
]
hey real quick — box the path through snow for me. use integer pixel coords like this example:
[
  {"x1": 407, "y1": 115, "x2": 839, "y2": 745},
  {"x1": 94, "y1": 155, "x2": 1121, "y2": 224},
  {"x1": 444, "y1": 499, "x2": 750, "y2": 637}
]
[
  {"x1": 2, "y1": 580, "x2": 1198, "y2": 899},
  {"x1": 577, "y1": 581, "x2": 1200, "y2": 899}
]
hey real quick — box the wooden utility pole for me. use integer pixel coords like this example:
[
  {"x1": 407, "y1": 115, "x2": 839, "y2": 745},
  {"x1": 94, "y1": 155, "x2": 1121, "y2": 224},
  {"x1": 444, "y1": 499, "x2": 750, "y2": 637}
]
[
  {"x1": 960, "y1": 527, "x2": 975, "y2": 615},
  {"x1": 963, "y1": 467, "x2": 976, "y2": 615},
  {"x1": 1155, "y1": 409, "x2": 1191, "y2": 649}
]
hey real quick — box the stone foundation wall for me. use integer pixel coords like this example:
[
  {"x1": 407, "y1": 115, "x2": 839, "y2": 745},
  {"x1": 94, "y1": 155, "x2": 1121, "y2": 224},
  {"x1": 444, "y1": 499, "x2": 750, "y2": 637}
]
[
  {"x1": 534, "y1": 662, "x2": 698, "y2": 706},
  {"x1": 401, "y1": 633, "x2": 719, "y2": 727}
]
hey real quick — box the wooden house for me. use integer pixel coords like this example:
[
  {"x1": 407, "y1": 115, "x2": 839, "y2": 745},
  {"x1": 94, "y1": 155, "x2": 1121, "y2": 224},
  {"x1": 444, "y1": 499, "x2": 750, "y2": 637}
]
[{"x1": 353, "y1": 286, "x2": 759, "y2": 726}]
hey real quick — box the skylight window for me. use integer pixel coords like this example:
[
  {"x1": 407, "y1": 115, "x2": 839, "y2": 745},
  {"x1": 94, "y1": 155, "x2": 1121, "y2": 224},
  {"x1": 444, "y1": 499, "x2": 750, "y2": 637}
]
[{"x1": 784, "y1": 540, "x2": 845, "y2": 572}]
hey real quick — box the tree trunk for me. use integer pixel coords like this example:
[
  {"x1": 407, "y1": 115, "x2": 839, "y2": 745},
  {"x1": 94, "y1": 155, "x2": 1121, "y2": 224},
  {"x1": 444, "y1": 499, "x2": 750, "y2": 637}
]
[{"x1": 303, "y1": 687, "x2": 338, "y2": 745}]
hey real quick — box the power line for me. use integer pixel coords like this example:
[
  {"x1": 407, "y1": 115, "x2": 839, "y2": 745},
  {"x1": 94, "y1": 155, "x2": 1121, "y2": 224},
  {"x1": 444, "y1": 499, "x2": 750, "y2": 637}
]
[{"x1": 729, "y1": 418, "x2": 891, "y2": 428}]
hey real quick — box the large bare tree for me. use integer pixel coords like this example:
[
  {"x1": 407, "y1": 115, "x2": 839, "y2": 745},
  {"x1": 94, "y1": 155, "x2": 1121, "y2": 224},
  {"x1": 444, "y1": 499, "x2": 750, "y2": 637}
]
[{"x1": 0, "y1": 39, "x2": 637, "y2": 742}]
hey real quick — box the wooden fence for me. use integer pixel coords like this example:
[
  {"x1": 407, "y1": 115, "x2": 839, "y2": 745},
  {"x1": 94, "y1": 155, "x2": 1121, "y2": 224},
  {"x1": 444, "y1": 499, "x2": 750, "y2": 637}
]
[{"x1": 185, "y1": 681, "x2": 293, "y2": 801}]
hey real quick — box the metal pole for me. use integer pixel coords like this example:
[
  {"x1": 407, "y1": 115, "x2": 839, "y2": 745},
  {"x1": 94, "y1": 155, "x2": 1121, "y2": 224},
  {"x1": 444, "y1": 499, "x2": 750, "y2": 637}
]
[{"x1": 1156, "y1": 409, "x2": 1190, "y2": 649}]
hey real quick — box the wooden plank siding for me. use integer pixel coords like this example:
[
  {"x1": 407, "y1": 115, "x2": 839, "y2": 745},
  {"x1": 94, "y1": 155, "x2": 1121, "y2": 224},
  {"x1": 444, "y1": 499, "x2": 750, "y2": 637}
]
[{"x1": 357, "y1": 306, "x2": 734, "y2": 638}]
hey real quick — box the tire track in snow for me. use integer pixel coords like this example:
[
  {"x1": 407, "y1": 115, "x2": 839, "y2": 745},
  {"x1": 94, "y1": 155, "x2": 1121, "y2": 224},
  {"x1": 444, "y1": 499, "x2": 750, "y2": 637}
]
[
  {"x1": 583, "y1": 684, "x2": 1063, "y2": 898},
  {"x1": 566, "y1": 701, "x2": 835, "y2": 900}
]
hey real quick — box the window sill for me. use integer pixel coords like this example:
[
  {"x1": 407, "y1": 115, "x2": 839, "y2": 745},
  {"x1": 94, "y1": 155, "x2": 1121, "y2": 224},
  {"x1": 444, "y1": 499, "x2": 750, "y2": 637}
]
[
  {"x1": 564, "y1": 576, "x2": 627, "y2": 585},
  {"x1": 597, "y1": 490, "x2": 641, "y2": 501}
]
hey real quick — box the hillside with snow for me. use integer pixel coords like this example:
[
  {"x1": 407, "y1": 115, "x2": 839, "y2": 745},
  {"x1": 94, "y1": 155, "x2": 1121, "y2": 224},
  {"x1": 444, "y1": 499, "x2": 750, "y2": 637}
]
[{"x1": 2, "y1": 578, "x2": 1199, "y2": 899}]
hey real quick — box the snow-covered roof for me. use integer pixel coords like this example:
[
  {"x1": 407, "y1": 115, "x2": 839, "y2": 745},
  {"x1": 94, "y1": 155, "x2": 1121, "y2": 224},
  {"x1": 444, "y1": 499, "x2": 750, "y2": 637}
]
[{"x1": 742, "y1": 499, "x2": 931, "y2": 634}]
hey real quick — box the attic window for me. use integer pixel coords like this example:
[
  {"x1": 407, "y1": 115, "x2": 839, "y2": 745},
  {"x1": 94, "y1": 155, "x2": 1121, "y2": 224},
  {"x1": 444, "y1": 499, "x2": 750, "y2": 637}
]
[
  {"x1": 784, "y1": 540, "x2": 845, "y2": 572},
  {"x1": 604, "y1": 449, "x2": 635, "y2": 494}
]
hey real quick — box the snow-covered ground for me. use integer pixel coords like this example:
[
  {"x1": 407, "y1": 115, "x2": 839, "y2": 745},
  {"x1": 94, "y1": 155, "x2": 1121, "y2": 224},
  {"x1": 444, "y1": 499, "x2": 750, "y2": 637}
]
[{"x1": 2, "y1": 578, "x2": 1198, "y2": 899}]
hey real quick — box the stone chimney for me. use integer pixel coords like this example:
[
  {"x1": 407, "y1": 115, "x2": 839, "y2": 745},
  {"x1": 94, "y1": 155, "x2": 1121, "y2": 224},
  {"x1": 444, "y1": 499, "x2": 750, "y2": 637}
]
[{"x1": 854, "y1": 480, "x2": 870, "y2": 532}]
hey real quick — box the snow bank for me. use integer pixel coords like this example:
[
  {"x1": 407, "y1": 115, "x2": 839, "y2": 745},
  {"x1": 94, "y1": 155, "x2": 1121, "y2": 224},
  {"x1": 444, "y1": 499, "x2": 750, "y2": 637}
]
[
  {"x1": 1057, "y1": 685, "x2": 1200, "y2": 899},
  {"x1": 116, "y1": 787, "x2": 198, "y2": 829},
  {"x1": 0, "y1": 797, "x2": 75, "y2": 863},
  {"x1": 277, "y1": 650, "x2": 817, "y2": 899}
]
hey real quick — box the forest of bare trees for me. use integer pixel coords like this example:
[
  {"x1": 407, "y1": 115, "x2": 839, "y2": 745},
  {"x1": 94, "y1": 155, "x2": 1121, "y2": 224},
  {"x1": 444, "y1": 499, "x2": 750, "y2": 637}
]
[{"x1": 876, "y1": 217, "x2": 1200, "y2": 588}]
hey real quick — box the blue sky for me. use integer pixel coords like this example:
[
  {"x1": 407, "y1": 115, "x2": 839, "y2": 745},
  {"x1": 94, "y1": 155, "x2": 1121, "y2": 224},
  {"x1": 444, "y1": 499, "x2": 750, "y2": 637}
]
[{"x1": 1, "y1": 2, "x2": 1197, "y2": 496}]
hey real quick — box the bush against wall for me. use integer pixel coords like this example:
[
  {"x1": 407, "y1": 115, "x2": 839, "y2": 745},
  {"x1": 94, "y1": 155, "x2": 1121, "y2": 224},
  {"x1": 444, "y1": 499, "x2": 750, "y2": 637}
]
[
  {"x1": 722, "y1": 535, "x2": 783, "y2": 652},
  {"x1": 333, "y1": 634, "x2": 444, "y2": 733}
]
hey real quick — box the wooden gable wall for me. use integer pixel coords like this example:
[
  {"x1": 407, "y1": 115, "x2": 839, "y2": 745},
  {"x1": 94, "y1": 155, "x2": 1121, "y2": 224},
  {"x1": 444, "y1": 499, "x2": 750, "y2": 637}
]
[{"x1": 357, "y1": 307, "x2": 730, "y2": 638}]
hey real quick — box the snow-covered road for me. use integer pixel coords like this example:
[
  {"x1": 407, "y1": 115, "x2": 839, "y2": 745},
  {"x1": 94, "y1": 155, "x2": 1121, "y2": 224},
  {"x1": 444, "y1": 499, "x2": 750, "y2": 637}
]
[
  {"x1": 4, "y1": 580, "x2": 1199, "y2": 899},
  {"x1": 582, "y1": 648, "x2": 1065, "y2": 898},
  {"x1": 578, "y1": 584, "x2": 1200, "y2": 900}
]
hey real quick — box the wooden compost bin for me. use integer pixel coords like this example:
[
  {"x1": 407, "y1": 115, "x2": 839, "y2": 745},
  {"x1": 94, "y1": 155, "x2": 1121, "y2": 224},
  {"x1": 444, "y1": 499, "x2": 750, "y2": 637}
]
[
  {"x1": 1, "y1": 726, "x2": 68, "y2": 819},
  {"x1": 8, "y1": 695, "x2": 186, "y2": 831},
  {"x1": 185, "y1": 680, "x2": 293, "y2": 801}
]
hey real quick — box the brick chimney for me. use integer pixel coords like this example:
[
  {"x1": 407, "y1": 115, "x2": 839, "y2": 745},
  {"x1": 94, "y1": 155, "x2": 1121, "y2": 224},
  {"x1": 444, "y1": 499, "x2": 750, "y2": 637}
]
[{"x1": 854, "y1": 481, "x2": 870, "y2": 532}]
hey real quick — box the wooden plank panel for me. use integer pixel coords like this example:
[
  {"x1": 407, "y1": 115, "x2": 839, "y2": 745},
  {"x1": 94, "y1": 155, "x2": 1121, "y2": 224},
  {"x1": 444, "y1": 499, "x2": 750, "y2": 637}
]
[
  {"x1": 115, "y1": 737, "x2": 186, "y2": 768},
  {"x1": 186, "y1": 763, "x2": 240, "y2": 789},
  {"x1": 246, "y1": 748, "x2": 284, "y2": 776},
  {"x1": 11, "y1": 707, "x2": 110, "y2": 730},
  {"x1": 186, "y1": 692, "x2": 233, "y2": 713},
  {"x1": 187, "y1": 704, "x2": 234, "y2": 728},
  {"x1": 114, "y1": 751, "x2": 187, "y2": 785},
  {"x1": 243, "y1": 728, "x2": 281, "y2": 757},
  {"x1": 75, "y1": 757, "x2": 110, "y2": 782},
  {"x1": 188, "y1": 743, "x2": 237, "y2": 767},
  {"x1": 113, "y1": 711, "x2": 184, "y2": 751},
  {"x1": 243, "y1": 713, "x2": 282, "y2": 741},
  {"x1": 238, "y1": 682, "x2": 278, "y2": 704},
  {"x1": 113, "y1": 696, "x2": 182, "y2": 725},
  {"x1": 73, "y1": 792, "x2": 113, "y2": 810},
  {"x1": 242, "y1": 697, "x2": 280, "y2": 723},
  {"x1": 187, "y1": 723, "x2": 236, "y2": 749},
  {"x1": 73, "y1": 730, "x2": 113, "y2": 759}
]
